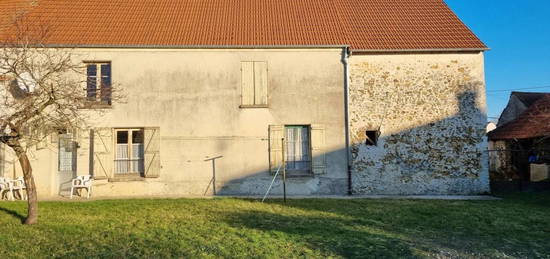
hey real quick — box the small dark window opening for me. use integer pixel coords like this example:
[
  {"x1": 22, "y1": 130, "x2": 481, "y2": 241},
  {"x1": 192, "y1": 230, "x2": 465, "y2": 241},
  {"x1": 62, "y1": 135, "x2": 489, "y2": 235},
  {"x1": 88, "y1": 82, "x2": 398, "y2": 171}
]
[{"x1": 365, "y1": 130, "x2": 379, "y2": 146}]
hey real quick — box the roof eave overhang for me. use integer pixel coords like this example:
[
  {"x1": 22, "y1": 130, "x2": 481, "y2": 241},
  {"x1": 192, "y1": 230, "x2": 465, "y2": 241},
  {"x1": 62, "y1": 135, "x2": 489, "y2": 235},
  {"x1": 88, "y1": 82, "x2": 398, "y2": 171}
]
[
  {"x1": 37, "y1": 44, "x2": 351, "y2": 49},
  {"x1": 16, "y1": 44, "x2": 490, "y2": 53},
  {"x1": 351, "y1": 47, "x2": 490, "y2": 54}
]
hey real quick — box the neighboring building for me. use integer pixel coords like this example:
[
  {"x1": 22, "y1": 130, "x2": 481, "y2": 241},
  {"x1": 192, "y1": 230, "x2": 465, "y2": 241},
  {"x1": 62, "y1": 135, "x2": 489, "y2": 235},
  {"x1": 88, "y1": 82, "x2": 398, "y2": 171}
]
[
  {"x1": 0, "y1": 0, "x2": 489, "y2": 198},
  {"x1": 496, "y1": 92, "x2": 550, "y2": 127},
  {"x1": 488, "y1": 92, "x2": 550, "y2": 182}
]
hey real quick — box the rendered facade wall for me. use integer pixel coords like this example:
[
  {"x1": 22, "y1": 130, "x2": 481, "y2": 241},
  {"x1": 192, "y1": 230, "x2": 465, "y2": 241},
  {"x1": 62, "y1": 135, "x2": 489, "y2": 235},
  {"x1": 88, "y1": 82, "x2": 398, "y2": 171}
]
[
  {"x1": 349, "y1": 52, "x2": 489, "y2": 194},
  {"x1": 1, "y1": 49, "x2": 491, "y2": 198},
  {"x1": 1, "y1": 48, "x2": 349, "y2": 198}
]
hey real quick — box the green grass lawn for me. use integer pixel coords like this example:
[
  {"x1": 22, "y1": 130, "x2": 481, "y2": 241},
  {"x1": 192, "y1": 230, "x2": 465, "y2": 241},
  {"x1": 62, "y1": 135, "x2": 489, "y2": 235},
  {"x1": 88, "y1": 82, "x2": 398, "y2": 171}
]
[{"x1": 0, "y1": 193, "x2": 549, "y2": 258}]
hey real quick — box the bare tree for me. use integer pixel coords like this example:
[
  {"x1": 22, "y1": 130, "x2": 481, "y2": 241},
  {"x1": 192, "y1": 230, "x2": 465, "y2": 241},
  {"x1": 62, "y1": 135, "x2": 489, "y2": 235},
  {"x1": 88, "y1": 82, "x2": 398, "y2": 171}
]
[{"x1": 0, "y1": 14, "x2": 121, "y2": 224}]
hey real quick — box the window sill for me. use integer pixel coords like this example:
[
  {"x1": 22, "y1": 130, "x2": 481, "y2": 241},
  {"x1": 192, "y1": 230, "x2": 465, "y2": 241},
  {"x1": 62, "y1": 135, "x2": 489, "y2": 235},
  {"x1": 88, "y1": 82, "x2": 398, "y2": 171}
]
[
  {"x1": 239, "y1": 105, "x2": 269, "y2": 109},
  {"x1": 108, "y1": 174, "x2": 145, "y2": 182},
  {"x1": 276, "y1": 170, "x2": 314, "y2": 178}
]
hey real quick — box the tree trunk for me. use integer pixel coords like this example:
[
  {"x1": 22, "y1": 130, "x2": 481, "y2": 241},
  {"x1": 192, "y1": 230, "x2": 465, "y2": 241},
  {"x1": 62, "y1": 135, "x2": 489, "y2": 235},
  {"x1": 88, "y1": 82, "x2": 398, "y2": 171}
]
[{"x1": 12, "y1": 144, "x2": 38, "y2": 225}]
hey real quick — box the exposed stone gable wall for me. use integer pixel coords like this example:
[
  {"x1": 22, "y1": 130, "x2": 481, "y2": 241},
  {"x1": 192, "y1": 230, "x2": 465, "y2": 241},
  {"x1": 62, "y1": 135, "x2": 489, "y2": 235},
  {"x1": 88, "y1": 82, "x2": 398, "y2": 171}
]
[{"x1": 349, "y1": 53, "x2": 489, "y2": 194}]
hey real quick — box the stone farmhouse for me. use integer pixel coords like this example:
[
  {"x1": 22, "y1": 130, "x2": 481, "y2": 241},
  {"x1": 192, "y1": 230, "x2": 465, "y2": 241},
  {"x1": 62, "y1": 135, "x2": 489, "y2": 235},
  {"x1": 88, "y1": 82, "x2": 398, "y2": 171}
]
[{"x1": 0, "y1": 0, "x2": 489, "y2": 198}]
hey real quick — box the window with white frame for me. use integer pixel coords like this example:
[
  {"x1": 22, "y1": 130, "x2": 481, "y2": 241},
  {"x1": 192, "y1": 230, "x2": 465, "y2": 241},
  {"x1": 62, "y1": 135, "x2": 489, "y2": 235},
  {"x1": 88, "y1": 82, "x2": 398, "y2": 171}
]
[
  {"x1": 115, "y1": 129, "x2": 144, "y2": 175},
  {"x1": 86, "y1": 62, "x2": 112, "y2": 105},
  {"x1": 285, "y1": 125, "x2": 312, "y2": 173},
  {"x1": 240, "y1": 61, "x2": 268, "y2": 107}
]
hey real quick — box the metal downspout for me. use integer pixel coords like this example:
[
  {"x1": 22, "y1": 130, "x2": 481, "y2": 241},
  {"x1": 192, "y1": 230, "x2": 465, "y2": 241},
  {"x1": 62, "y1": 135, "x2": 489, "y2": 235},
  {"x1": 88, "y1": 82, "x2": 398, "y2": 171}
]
[{"x1": 343, "y1": 47, "x2": 352, "y2": 195}]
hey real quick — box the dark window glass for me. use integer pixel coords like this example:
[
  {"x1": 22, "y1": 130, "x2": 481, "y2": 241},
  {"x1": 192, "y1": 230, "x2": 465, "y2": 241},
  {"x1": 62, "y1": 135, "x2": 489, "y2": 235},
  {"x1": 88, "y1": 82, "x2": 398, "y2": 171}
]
[
  {"x1": 100, "y1": 63, "x2": 111, "y2": 78},
  {"x1": 132, "y1": 130, "x2": 144, "y2": 144},
  {"x1": 100, "y1": 64, "x2": 112, "y2": 104},
  {"x1": 86, "y1": 64, "x2": 97, "y2": 99},
  {"x1": 87, "y1": 64, "x2": 97, "y2": 76},
  {"x1": 117, "y1": 131, "x2": 128, "y2": 144},
  {"x1": 100, "y1": 83, "x2": 111, "y2": 104}
]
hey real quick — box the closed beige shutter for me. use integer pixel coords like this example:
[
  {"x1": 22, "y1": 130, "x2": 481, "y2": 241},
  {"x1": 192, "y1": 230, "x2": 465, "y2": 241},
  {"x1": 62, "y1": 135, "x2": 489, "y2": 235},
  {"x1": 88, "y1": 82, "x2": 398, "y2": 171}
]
[
  {"x1": 143, "y1": 127, "x2": 161, "y2": 178},
  {"x1": 254, "y1": 61, "x2": 268, "y2": 105},
  {"x1": 310, "y1": 124, "x2": 326, "y2": 174},
  {"x1": 93, "y1": 128, "x2": 113, "y2": 178},
  {"x1": 269, "y1": 125, "x2": 284, "y2": 174},
  {"x1": 241, "y1": 61, "x2": 255, "y2": 106}
]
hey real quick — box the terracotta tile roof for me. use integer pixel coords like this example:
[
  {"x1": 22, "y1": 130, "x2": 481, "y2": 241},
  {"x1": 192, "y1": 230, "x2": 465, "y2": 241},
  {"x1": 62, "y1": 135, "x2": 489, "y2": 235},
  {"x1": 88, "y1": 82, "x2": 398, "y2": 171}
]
[
  {"x1": 489, "y1": 94, "x2": 550, "y2": 140},
  {"x1": 0, "y1": 0, "x2": 487, "y2": 50}
]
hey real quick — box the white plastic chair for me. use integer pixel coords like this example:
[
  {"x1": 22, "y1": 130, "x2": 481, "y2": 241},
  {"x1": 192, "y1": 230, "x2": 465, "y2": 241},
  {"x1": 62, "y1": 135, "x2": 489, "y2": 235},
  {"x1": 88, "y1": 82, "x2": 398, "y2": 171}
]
[
  {"x1": 70, "y1": 175, "x2": 93, "y2": 199},
  {"x1": 10, "y1": 177, "x2": 27, "y2": 201},
  {"x1": 0, "y1": 177, "x2": 12, "y2": 200}
]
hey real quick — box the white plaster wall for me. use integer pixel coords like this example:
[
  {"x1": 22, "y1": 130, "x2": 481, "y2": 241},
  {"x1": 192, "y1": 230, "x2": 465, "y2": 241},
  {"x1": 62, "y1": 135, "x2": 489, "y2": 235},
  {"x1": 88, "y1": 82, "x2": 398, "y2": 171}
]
[
  {"x1": 10, "y1": 48, "x2": 348, "y2": 198},
  {"x1": 1, "y1": 144, "x2": 57, "y2": 197},
  {"x1": 349, "y1": 52, "x2": 490, "y2": 195}
]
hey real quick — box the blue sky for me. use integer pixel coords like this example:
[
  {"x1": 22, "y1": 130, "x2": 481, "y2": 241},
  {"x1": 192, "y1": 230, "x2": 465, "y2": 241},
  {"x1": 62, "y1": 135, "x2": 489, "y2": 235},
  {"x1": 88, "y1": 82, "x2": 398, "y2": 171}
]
[{"x1": 445, "y1": 0, "x2": 550, "y2": 120}]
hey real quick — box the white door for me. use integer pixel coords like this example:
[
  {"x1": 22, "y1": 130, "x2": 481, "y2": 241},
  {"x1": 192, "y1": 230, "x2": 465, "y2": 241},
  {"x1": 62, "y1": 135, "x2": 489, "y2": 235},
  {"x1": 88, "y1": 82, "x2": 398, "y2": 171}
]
[{"x1": 57, "y1": 133, "x2": 76, "y2": 196}]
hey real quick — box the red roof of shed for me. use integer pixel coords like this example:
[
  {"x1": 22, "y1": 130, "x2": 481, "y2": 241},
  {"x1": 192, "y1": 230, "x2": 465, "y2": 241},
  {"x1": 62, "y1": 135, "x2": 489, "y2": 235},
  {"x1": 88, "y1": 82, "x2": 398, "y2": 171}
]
[
  {"x1": 489, "y1": 94, "x2": 550, "y2": 140},
  {"x1": 0, "y1": 0, "x2": 486, "y2": 50}
]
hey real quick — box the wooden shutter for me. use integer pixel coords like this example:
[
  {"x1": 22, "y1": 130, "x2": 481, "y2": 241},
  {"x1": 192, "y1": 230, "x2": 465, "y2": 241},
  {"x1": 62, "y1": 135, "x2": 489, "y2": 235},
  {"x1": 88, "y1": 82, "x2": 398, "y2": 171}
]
[
  {"x1": 269, "y1": 125, "x2": 284, "y2": 174},
  {"x1": 143, "y1": 127, "x2": 161, "y2": 178},
  {"x1": 241, "y1": 61, "x2": 254, "y2": 106},
  {"x1": 310, "y1": 124, "x2": 326, "y2": 174},
  {"x1": 254, "y1": 61, "x2": 268, "y2": 105},
  {"x1": 93, "y1": 128, "x2": 113, "y2": 178}
]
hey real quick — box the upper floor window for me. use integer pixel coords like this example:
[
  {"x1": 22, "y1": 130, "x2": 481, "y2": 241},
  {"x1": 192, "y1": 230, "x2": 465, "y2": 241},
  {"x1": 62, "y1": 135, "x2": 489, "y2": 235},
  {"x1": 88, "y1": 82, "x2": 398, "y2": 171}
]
[
  {"x1": 86, "y1": 62, "x2": 111, "y2": 105},
  {"x1": 240, "y1": 61, "x2": 268, "y2": 108}
]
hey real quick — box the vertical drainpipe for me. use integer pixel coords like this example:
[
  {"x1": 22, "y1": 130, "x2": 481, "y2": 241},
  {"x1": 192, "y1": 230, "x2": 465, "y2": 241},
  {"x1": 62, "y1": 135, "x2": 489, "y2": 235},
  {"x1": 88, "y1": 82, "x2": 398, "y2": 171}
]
[{"x1": 343, "y1": 47, "x2": 353, "y2": 196}]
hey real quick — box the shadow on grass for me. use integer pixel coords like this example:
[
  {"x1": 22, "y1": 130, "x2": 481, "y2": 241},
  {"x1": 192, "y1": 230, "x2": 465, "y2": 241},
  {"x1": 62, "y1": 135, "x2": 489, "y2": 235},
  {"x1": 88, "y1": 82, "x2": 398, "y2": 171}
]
[
  {"x1": 494, "y1": 191, "x2": 550, "y2": 208},
  {"x1": 249, "y1": 194, "x2": 550, "y2": 258},
  {"x1": 223, "y1": 208, "x2": 418, "y2": 258},
  {"x1": 0, "y1": 206, "x2": 25, "y2": 223}
]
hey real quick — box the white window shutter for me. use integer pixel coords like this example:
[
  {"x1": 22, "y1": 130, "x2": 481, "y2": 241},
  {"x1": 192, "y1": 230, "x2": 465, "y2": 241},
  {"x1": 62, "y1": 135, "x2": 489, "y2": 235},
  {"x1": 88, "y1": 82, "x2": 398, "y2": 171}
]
[
  {"x1": 144, "y1": 127, "x2": 161, "y2": 178},
  {"x1": 241, "y1": 61, "x2": 255, "y2": 106},
  {"x1": 310, "y1": 124, "x2": 326, "y2": 174},
  {"x1": 254, "y1": 61, "x2": 268, "y2": 105},
  {"x1": 93, "y1": 128, "x2": 113, "y2": 178},
  {"x1": 269, "y1": 125, "x2": 284, "y2": 174}
]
